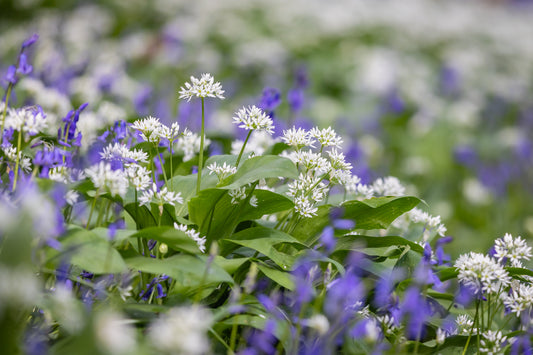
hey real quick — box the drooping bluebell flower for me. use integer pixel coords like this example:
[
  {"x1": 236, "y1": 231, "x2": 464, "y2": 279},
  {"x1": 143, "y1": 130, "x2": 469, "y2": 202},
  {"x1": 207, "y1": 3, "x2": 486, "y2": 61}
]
[
  {"x1": 288, "y1": 88, "x2": 305, "y2": 113},
  {"x1": 399, "y1": 286, "x2": 431, "y2": 340},
  {"x1": 21, "y1": 33, "x2": 39, "y2": 49},
  {"x1": 4, "y1": 65, "x2": 17, "y2": 85},
  {"x1": 241, "y1": 319, "x2": 278, "y2": 355},
  {"x1": 140, "y1": 275, "x2": 170, "y2": 301},
  {"x1": 320, "y1": 226, "x2": 336, "y2": 254},
  {"x1": 372, "y1": 269, "x2": 404, "y2": 309},
  {"x1": 16, "y1": 53, "x2": 33, "y2": 76},
  {"x1": 258, "y1": 87, "x2": 281, "y2": 112}
]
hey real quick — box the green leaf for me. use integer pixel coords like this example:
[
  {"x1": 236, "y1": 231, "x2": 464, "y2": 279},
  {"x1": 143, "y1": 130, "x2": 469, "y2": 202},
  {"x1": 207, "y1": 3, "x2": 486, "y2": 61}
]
[
  {"x1": 255, "y1": 262, "x2": 295, "y2": 290},
  {"x1": 291, "y1": 204, "x2": 332, "y2": 245},
  {"x1": 52, "y1": 228, "x2": 127, "y2": 274},
  {"x1": 129, "y1": 226, "x2": 200, "y2": 254},
  {"x1": 436, "y1": 267, "x2": 458, "y2": 282},
  {"x1": 224, "y1": 227, "x2": 305, "y2": 269},
  {"x1": 507, "y1": 267, "x2": 533, "y2": 278},
  {"x1": 213, "y1": 256, "x2": 249, "y2": 274},
  {"x1": 341, "y1": 196, "x2": 421, "y2": 230},
  {"x1": 335, "y1": 235, "x2": 425, "y2": 254},
  {"x1": 188, "y1": 188, "x2": 293, "y2": 243},
  {"x1": 220, "y1": 155, "x2": 298, "y2": 190},
  {"x1": 125, "y1": 254, "x2": 233, "y2": 287}
]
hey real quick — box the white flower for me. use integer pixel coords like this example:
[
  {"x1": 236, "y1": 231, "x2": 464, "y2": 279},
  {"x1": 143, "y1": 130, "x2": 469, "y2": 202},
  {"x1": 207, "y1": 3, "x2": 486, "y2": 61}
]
[
  {"x1": 310, "y1": 126, "x2": 343, "y2": 148},
  {"x1": 305, "y1": 314, "x2": 330, "y2": 335},
  {"x1": 232, "y1": 105, "x2": 274, "y2": 134},
  {"x1": 174, "y1": 223, "x2": 206, "y2": 253},
  {"x1": 456, "y1": 314, "x2": 474, "y2": 335},
  {"x1": 228, "y1": 187, "x2": 247, "y2": 205},
  {"x1": 371, "y1": 176, "x2": 405, "y2": 196},
  {"x1": 281, "y1": 126, "x2": 315, "y2": 149},
  {"x1": 176, "y1": 131, "x2": 210, "y2": 162},
  {"x1": 131, "y1": 116, "x2": 163, "y2": 143},
  {"x1": 327, "y1": 148, "x2": 352, "y2": 171},
  {"x1": 159, "y1": 122, "x2": 180, "y2": 141},
  {"x1": 455, "y1": 252, "x2": 510, "y2": 296},
  {"x1": 503, "y1": 283, "x2": 533, "y2": 317},
  {"x1": 148, "y1": 306, "x2": 213, "y2": 355},
  {"x1": 494, "y1": 233, "x2": 532, "y2": 267},
  {"x1": 139, "y1": 183, "x2": 183, "y2": 207},
  {"x1": 65, "y1": 190, "x2": 79, "y2": 206},
  {"x1": 49, "y1": 166, "x2": 73, "y2": 184},
  {"x1": 85, "y1": 162, "x2": 129, "y2": 198},
  {"x1": 125, "y1": 164, "x2": 152, "y2": 191},
  {"x1": 479, "y1": 330, "x2": 506, "y2": 355},
  {"x1": 179, "y1": 73, "x2": 225, "y2": 101},
  {"x1": 231, "y1": 130, "x2": 279, "y2": 157},
  {"x1": 294, "y1": 195, "x2": 318, "y2": 218},
  {"x1": 207, "y1": 161, "x2": 237, "y2": 180},
  {"x1": 293, "y1": 150, "x2": 331, "y2": 175},
  {"x1": 94, "y1": 311, "x2": 137, "y2": 355},
  {"x1": 436, "y1": 328, "x2": 447, "y2": 345},
  {"x1": 2, "y1": 144, "x2": 32, "y2": 172}
]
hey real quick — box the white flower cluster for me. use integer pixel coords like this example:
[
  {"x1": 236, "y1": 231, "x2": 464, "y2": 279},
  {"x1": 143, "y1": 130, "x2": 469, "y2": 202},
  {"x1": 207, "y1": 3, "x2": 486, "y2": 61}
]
[
  {"x1": 207, "y1": 161, "x2": 237, "y2": 180},
  {"x1": 371, "y1": 176, "x2": 405, "y2": 197},
  {"x1": 131, "y1": 116, "x2": 167, "y2": 143},
  {"x1": 175, "y1": 131, "x2": 210, "y2": 162},
  {"x1": 148, "y1": 305, "x2": 213, "y2": 355},
  {"x1": 139, "y1": 183, "x2": 183, "y2": 207},
  {"x1": 309, "y1": 126, "x2": 343, "y2": 148},
  {"x1": 455, "y1": 314, "x2": 474, "y2": 335},
  {"x1": 454, "y1": 252, "x2": 510, "y2": 296},
  {"x1": 494, "y1": 233, "x2": 532, "y2": 267},
  {"x1": 178, "y1": 73, "x2": 225, "y2": 101},
  {"x1": 282, "y1": 126, "x2": 315, "y2": 149},
  {"x1": 94, "y1": 311, "x2": 137, "y2": 355},
  {"x1": 174, "y1": 223, "x2": 207, "y2": 253},
  {"x1": 479, "y1": 330, "x2": 507, "y2": 355},
  {"x1": 503, "y1": 283, "x2": 533, "y2": 317},
  {"x1": 100, "y1": 142, "x2": 149, "y2": 165},
  {"x1": 85, "y1": 161, "x2": 129, "y2": 197},
  {"x1": 125, "y1": 164, "x2": 151, "y2": 191},
  {"x1": 232, "y1": 105, "x2": 274, "y2": 134},
  {"x1": 231, "y1": 130, "x2": 279, "y2": 158},
  {"x1": 4, "y1": 106, "x2": 47, "y2": 135},
  {"x1": 401, "y1": 207, "x2": 447, "y2": 240},
  {"x1": 2, "y1": 144, "x2": 32, "y2": 172},
  {"x1": 228, "y1": 187, "x2": 258, "y2": 207}
]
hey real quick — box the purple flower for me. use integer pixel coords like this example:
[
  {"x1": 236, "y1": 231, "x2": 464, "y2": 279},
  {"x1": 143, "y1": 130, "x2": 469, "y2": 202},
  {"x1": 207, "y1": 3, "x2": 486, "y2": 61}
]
[
  {"x1": 16, "y1": 53, "x2": 33, "y2": 75},
  {"x1": 287, "y1": 88, "x2": 304, "y2": 113},
  {"x1": 21, "y1": 33, "x2": 39, "y2": 49},
  {"x1": 320, "y1": 226, "x2": 336, "y2": 253},
  {"x1": 399, "y1": 287, "x2": 431, "y2": 340},
  {"x1": 4, "y1": 65, "x2": 17, "y2": 84},
  {"x1": 258, "y1": 87, "x2": 281, "y2": 113}
]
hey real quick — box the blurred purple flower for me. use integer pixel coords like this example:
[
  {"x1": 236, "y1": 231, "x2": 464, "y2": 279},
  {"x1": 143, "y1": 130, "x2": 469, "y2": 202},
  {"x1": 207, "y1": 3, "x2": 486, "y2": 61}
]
[
  {"x1": 21, "y1": 33, "x2": 39, "y2": 49},
  {"x1": 259, "y1": 87, "x2": 282, "y2": 112}
]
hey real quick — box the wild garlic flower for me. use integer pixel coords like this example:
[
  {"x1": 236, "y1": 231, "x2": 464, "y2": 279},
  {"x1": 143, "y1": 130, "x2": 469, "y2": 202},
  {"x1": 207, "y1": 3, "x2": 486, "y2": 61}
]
[
  {"x1": 174, "y1": 223, "x2": 206, "y2": 253},
  {"x1": 2, "y1": 145, "x2": 31, "y2": 172},
  {"x1": 229, "y1": 187, "x2": 247, "y2": 205},
  {"x1": 281, "y1": 126, "x2": 315, "y2": 149},
  {"x1": 159, "y1": 122, "x2": 180, "y2": 141},
  {"x1": 454, "y1": 252, "x2": 510, "y2": 296},
  {"x1": 436, "y1": 328, "x2": 447, "y2": 345},
  {"x1": 479, "y1": 330, "x2": 507, "y2": 355},
  {"x1": 494, "y1": 233, "x2": 532, "y2": 267},
  {"x1": 231, "y1": 130, "x2": 278, "y2": 157},
  {"x1": 5, "y1": 106, "x2": 47, "y2": 135},
  {"x1": 503, "y1": 283, "x2": 533, "y2": 317},
  {"x1": 287, "y1": 173, "x2": 329, "y2": 204},
  {"x1": 49, "y1": 166, "x2": 72, "y2": 184},
  {"x1": 371, "y1": 176, "x2": 406, "y2": 196},
  {"x1": 175, "y1": 131, "x2": 210, "y2": 162},
  {"x1": 207, "y1": 161, "x2": 237, "y2": 180},
  {"x1": 65, "y1": 190, "x2": 79, "y2": 206},
  {"x1": 293, "y1": 150, "x2": 331, "y2": 175},
  {"x1": 125, "y1": 165, "x2": 151, "y2": 191},
  {"x1": 100, "y1": 142, "x2": 149, "y2": 165},
  {"x1": 178, "y1": 73, "x2": 225, "y2": 101},
  {"x1": 294, "y1": 195, "x2": 318, "y2": 218},
  {"x1": 148, "y1": 305, "x2": 213, "y2": 355},
  {"x1": 456, "y1": 314, "x2": 474, "y2": 335},
  {"x1": 232, "y1": 105, "x2": 274, "y2": 134},
  {"x1": 327, "y1": 148, "x2": 352, "y2": 171},
  {"x1": 310, "y1": 126, "x2": 343, "y2": 148},
  {"x1": 304, "y1": 314, "x2": 330, "y2": 336},
  {"x1": 406, "y1": 208, "x2": 447, "y2": 238},
  {"x1": 139, "y1": 183, "x2": 183, "y2": 207},
  {"x1": 85, "y1": 162, "x2": 129, "y2": 197},
  {"x1": 131, "y1": 116, "x2": 163, "y2": 143},
  {"x1": 94, "y1": 311, "x2": 137, "y2": 355}
]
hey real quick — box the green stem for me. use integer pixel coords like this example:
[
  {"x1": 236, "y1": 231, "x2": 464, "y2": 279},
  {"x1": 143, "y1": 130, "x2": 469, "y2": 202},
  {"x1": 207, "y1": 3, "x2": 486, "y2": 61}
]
[
  {"x1": 229, "y1": 317, "x2": 239, "y2": 354},
  {"x1": 196, "y1": 97, "x2": 205, "y2": 194},
  {"x1": 12, "y1": 129, "x2": 23, "y2": 191},
  {"x1": 169, "y1": 139, "x2": 174, "y2": 190},
  {"x1": 86, "y1": 189, "x2": 100, "y2": 229},
  {"x1": 1, "y1": 84, "x2": 13, "y2": 146},
  {"x1": 292, "y1": 304, "x2": 307, "y2": 355},
  {"x1": 157, "y1": 149, "x2": 168, "y2": 184},
  {"x1": 462, "y1": 300, "x2": 480, "y2": 355},
  {"x1": 236, "y1": 130, "x2": 252, "y2": 167}
]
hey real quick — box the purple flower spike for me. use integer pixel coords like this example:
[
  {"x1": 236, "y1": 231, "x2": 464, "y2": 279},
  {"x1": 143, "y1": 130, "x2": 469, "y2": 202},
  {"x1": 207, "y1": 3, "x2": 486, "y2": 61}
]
[
  {"x1": 4, "y1": 65, "x2": 17, "y2": 84},
  {"x1": 21, "y1": 33, "x2": 39, "y2": 49},
  {"x1": 259, "y1": 87, "x2": 282, "y2": 112},
  {"x1": 16, "y1": 53, "x2": 33, "y2": 75}
]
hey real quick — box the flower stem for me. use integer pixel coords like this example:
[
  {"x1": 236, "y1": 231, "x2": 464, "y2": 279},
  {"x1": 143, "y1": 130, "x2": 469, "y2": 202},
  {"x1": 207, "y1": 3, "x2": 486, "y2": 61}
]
[
  {"x1": 236, "y1": 130, "x2": 252, "y2": 167},
  {"x1": 86, "y1": 189, "x2": 100, "y2": 229},
  {"x1": 462, "y1": 300, "x2": 480, "y2": 355},
  {"x1": 196, "y1": 97, "x2": 205, "y2": 194},
  {"x1": 12, "y1": 129, "x2": 23, "y2": 191}
]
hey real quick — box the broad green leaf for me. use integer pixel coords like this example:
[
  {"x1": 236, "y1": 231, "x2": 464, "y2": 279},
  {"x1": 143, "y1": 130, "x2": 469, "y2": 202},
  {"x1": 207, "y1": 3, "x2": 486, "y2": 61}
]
[
  {"x1": 436, "y1": 267, "x2": 458, "y2": 282},
  {"x1": 51, "y1": 228, "x2": 127, "y2": 274},
  {"x1": 220, "y1": 155, "x2": 298, "y2": 190},
  {"x1": 224, "y1": 227, "x2": 305, "y2": 269},
  {"x1": 335, "y1": 235, "x2": 425, "y2": 254},
  {"x1": 393, "y1": 247, "x2": 421, "y2": 277},
  {"x1": 189, "y1": 188, "x2": 293, "y2": 243},
  {"x1": 255, "y1": 262, "x2": 295, "y2": 290},
  {"x1": 291, "y1": 205, "x2": 332, "y2": 245},
  {"x1": 213, "y1": 256, "x2": 249, "y2": 274},
  {"x1": 91, "y1": 227, "x2": 137, "y2": 244},
  {"x1": 125, "y1": 254, "x2": 233, "y2": 287},
  {"x1": 506, "y1": 267, "x2": 533, "y2": 278},
  {"x1": 129, "y1": 226, "x2": 200, "y2": 254},
  {"x1": 341, "y1": 196, "x2": 421, "y2": 230}
]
